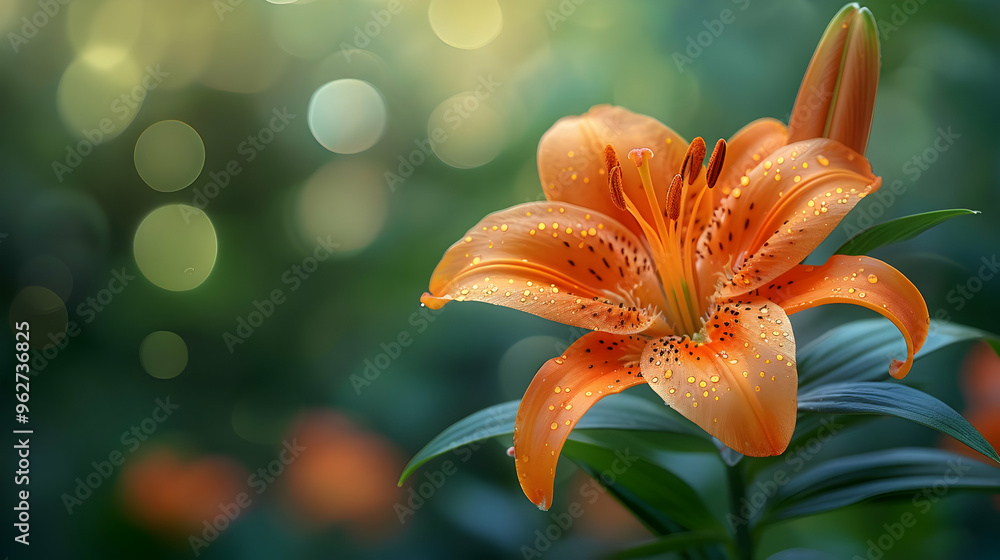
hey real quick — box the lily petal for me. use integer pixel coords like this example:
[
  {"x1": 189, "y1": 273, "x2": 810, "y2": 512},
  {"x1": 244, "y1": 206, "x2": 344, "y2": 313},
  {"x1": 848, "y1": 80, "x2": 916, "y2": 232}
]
[
  {"x1": 713, "y1": 118, "x2": 788, "y2": 204},
  {"x1": 757, "y1": 255, "x2": 929, "y2": 379},
  {"x1": 537, "y1": 105, "x2": 688, "y2": 239},
  {"x1": 513, "y1": 332, "x2": 648, "y2": 510},
  {"x1": 707, "y1": 139, "x2": 880, "y2": 295},
  {"x1": 787, "y1": 4, "x2": 880, "y2": 154},
  {"x1": 422, "y1": 202, "x2": 669, "y2": 335},
  {"x1": 642, "y1": 297, "x2": 796, "y2": 456}
]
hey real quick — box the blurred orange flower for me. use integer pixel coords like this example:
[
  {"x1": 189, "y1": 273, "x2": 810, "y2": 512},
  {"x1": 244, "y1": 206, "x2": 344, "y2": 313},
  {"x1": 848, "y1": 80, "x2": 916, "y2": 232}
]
[
  {"x1": 282, "y1": 410, "x2": 404, "y2": 537},
  {"x1": 118, "y1": 448, "x2": 247, "y2": 538}
]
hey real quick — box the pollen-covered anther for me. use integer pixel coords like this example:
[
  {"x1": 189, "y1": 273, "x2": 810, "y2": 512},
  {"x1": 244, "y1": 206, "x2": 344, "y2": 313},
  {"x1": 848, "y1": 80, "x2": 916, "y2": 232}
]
[
  {"x1": 705, "y1": 138, "x2": 727, "y2": 189},
  {"x1": 666, "y1": 173, "x2": 683, "y2": 221},
  {"x1": 609, "y1": 166, "x2": 626, "y2": 211},
  {"x1": 603, "y1": 144, "x2": 620, "y2": 173},
  {"x1": 682, "y1": 136, "x2": 707, "y2": 184}
]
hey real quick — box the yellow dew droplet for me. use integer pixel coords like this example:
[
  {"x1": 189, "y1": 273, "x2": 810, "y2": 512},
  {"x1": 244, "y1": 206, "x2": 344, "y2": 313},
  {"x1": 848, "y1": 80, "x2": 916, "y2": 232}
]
[
  {"x1": 710, "y1": 375, "x2": 720, "y2": 382},
  {"x1": 668, "y1": 388, "x2": 676, "y2": 394},
  {"x1": 807, "y1": 200, "x2": 815, "y2": 207},
  {"x1": 848, "y1": 288, "x2": 855, "y2": 294},
  {"x1": 550, "y1": 422, "x2": 558, "y2": 430},
  {"x1": 529, "y1": 229, "x2": 536, "y2": 235},
  {"x1": 538, "y1": 223, "x2": 546, "y2": 230},
  {"x1": 703, "y1": 391, "x2": 709, "y2": 397},
  {"x1": 755, "y1": 386, "x2": 761, "y2": 392},
  {"x1": 742, "y1": 371, "x2": 749, "y2": 377},
  {"x1": 565, "y1": 404, "x2": 572, "y2": 410},
  {"x1": 567, "y1": 151, "x2": 574, "y2": 157},
  {"x1": 764, "y1": 160, "x2": 772, "y2": 170},
  {"x1": 732, "y1": 188, "x2": 742, "y2": 198},
  {"x1": 651, "y1": 377, "x2": 659, "y2": 383},
  {"x1": 565, "y1": 420, "x2": 571, "y2": 426},
  {"x1": 585, "y1": 391, "x2": 593, "y2": 396},
  {"x1": 664, "y1": 369, "x2": 673, "y2": 378},
  {"x1": 500, "y1": 224, "x2": 508, "y2": 232},
  {"x1": 687, "y1": 376, "x2": 695, "y2": 383},
  {"x1": 548, "y1": 405, "x2": 555, "y2": 410},
  {"x1": 699, "y1": 381, "x2": 707, "y2": 388},
  {"x1": 817, "y1": 155, "x2": 829, "y2": 166},
  {"x1": 740, "y1": 176, "x2": 749, "y2": 186},
  {"x1": 859, "y1": 292, "x2": 866, "y2": 298},
  {"x1": 868, "y1": 274, "x2": 878, "y2": 284},
  {"x1": 554, "y1": 386, "x2": 561, "y2": 393}
]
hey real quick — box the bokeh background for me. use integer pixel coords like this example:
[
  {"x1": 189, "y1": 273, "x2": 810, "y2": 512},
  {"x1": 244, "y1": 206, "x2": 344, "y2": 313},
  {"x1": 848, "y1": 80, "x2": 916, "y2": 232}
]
[{"x1": 2, "y1": 0, "x2": 999, "y2": 558}]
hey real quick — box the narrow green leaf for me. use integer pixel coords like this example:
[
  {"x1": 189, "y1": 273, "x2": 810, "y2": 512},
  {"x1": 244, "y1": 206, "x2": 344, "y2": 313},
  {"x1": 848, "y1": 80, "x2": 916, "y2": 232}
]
[
  {"x1": 563, "y1": 437, "x2": 723, "y2": 533},
  {"x1": 798, "y1": 382, "x2": 1000, "y2": 463},
  {"x1": 798, "y1": 319, "x2": 996, "y2": 389},
  {"x1": 399, "y1": 393, "x2": 701, "y2": 485},
  {"x1": 758, "y1": 448, "x2": 1000, "y2": 523},
  {"x1": 610, "y1": 532, "x2": 728, "y2": 559},
  {"x1": 836, "y1": 208, "x2": 978, "y2": 256}
]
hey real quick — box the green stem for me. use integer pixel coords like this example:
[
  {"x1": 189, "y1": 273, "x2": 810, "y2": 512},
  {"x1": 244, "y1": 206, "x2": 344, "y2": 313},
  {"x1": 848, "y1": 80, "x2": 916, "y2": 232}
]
[{"x1": 726, "y1": 462, "x2": 754, "y2": 560}]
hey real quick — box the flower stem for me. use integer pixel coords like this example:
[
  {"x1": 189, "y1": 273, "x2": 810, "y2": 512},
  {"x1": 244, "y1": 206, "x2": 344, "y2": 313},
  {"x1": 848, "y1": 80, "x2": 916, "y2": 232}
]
[{"x1": 726, "y1": 462, "x2": 754, "y2": 560}]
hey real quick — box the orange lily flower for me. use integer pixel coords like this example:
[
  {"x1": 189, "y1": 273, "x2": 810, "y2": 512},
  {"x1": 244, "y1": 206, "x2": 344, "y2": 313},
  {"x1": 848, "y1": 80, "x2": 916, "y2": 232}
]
[{"x1": 421, "y1": 4, "x2": 929, "y2": 510}]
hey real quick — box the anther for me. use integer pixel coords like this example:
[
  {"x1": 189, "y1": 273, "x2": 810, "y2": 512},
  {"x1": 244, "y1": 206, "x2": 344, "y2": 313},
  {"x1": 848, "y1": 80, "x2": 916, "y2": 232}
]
[
  {"x1": 681, "y1": 137, "x2": 706, "y2": 185},
  {"x1": 666, "y1": 173, "x2": 683, "y2": 221},
  {"x1": 604, "y1": 145, "x2": 620, "y2": 173},
  {"x1": 609, "y1": 166, "x2": 626, "y2": 211},
  {"x1": 705, "y1": 138, "x2": 727, "y2": 189}
]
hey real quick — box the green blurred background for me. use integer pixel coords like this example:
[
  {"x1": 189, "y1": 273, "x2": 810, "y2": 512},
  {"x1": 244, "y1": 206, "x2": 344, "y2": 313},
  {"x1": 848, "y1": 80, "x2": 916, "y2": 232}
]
[{"x1": 2, "y1": 0, "x2": 999, "y2": 558}]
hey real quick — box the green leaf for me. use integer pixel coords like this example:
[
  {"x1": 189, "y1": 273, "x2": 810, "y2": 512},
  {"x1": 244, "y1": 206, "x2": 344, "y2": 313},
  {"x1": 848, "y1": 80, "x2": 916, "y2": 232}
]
[
  {"x1": 797, "y1": 382, "x2": 1000, "y2": 463},
  {"x1": 758, "y1": 448, "x2": 1000, "y2": 524},
  {"x1": 563, "y1": 436, "x2": 724, "y2": 533},
  {"x1": 610, "y1": 532, "x2": 728, "y2": 559},
  {"x1": 398, "y1": 393, "x2": 701, "y2": 485},
  {"x1": 836, "y1": 208, "x2": 978, "y2": 256},
  {"x1": 798, "y1": 319, "x2": 997, "y2": 389}
]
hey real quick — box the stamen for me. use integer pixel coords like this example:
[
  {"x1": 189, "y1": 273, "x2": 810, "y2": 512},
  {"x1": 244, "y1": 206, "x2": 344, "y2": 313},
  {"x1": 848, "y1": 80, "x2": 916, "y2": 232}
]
[
  {"x1": 682, "y1": 137, "x2": 707, "y2": 185},
  {"x1": 604, "y1": 145, "x2": 620, "y2": 172},
  {"x1": 627, "y1": 147, "x2": 653, "y2": 168},
  {"x1": 608, "y1": 166, "x2": 626, "y2": 211},
  {"x1": 666, "y1": 173, "x2": 683, "y2": 221},
  {"x1": 705, "y1": 139, "x2": 727, "y2": 189}
]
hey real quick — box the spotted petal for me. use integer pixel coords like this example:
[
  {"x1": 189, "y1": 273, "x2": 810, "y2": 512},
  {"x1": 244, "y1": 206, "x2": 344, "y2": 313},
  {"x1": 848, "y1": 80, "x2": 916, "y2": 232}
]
[
  {"x1": 421, "y1": 202, "x2": 669, "y2": 335},
  {"x1": 713, "y1": 118, "x2": 788, "y2": 205},
  {"x1": 642, "y1": 297, "x2": 796, "y2": 456},
  {"x1": 756, "y1": 255, "x2": 929, "y2": 379},
  {"x1": 513, "y1": 332, "x2": 648, "y2": 510},
  {"x1": 538, "y1": 105, "x2": 689, "y2": 240},
  {"x1": 704, "y1": 139, "x2": 880, "y2": 295}
]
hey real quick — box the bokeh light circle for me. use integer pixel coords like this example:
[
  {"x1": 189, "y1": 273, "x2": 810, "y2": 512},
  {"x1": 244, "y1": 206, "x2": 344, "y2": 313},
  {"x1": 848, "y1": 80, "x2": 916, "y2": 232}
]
[
  {"x1": 8, "y1": 287, "x2": 69, "y2": 350},
  {"x1": 133, "y1": 205, "x2": 218, "y2": 291},
  {"x1": 307, "y1": 79, "x2": 387, "y2": 154},
  {"x1": 134, "y1": 120, "x2": 206, "y2": 192},
  {"x1": 427, "y1": 92, "x2": 506, "y2": 168},
  {"x1": 297, "y1": 161, "x2": 387, "y2": 253},
  {"x1": 140, "y1": 331, "x2": 189, "y2": 379},
  {"x1": 428, "y1": 0, "x2": 503, "y2": 49}
]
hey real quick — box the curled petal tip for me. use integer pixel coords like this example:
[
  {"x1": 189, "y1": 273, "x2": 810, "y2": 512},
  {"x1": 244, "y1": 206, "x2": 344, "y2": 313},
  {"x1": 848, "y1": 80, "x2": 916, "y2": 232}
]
[
  {"x1": 420, "y1": 292, "x2": 450, "y2": 310},
  {"x1": 889, "y1": 359, "x2": 909, "y2": 379}
]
